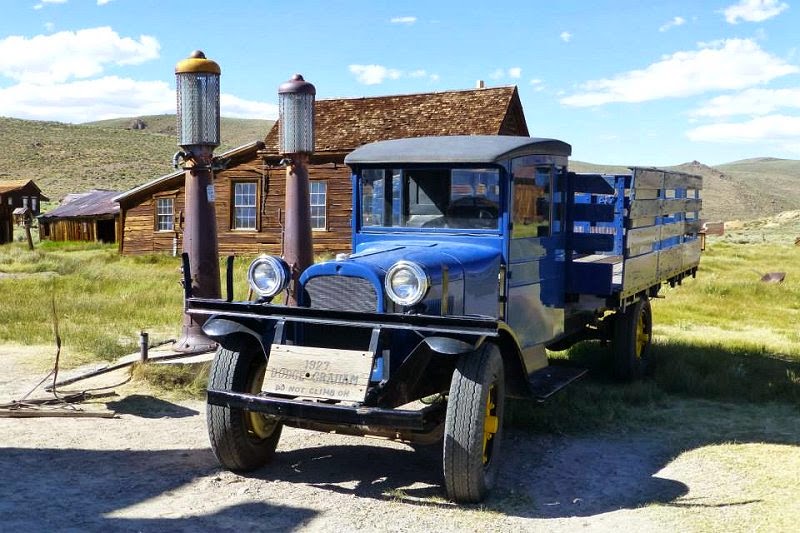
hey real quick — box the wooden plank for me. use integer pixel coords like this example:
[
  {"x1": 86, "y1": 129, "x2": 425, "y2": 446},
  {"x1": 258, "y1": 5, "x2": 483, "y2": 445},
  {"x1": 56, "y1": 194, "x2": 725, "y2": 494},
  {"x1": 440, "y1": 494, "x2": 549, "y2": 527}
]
[
  {"x1": 263, "y1": 344, "x2": 373, "y2": 402},
  {"x1": 0, "y1": 409, "x2": 116, "y2": 418},
  {"x1": 627, "y1": 225, "x2": 660, "y2": 250},
  {"x1": 628, "y1": 199, "x2": 663, "y2": 219},
  {"x1": 623, "y1": 252, "x2": 659, "y2": 291},
  {"x1": 657, "y1": 246, "x2": 683, "y2": 279},
  {"x1": 633, "y1": 168, "x2": 664, "y2": 189},
  {"x1": 660, "y1": 221, "x2": 686, "y2": 240},
  {"x1": 664, "y1": 172, "x2": 703, "y2": 190}
]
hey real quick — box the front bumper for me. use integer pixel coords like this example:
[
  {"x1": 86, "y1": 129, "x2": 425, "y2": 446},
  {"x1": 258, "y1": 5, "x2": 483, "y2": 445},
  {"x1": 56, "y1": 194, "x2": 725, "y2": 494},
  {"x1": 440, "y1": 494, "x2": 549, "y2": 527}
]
[{"x1": 207, "y1": 389, "x2": 446, "y2": 432}]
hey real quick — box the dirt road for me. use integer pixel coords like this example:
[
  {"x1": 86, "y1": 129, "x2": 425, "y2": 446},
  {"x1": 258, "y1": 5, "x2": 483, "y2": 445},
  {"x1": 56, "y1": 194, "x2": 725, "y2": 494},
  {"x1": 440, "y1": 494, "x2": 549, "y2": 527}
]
[{"x1": 1, "y1": 345, "x2": 798, "y2": 532}]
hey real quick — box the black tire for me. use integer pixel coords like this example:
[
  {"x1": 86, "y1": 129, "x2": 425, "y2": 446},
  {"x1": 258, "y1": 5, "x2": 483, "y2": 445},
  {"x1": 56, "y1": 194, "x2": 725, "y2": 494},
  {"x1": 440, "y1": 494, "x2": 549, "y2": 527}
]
[
  {"x1": 443, "y1": 343, "x2": 505, "y2": 503},
  {"x1": 611, "y1": 297, "x2": 653, "y2": 381},
  {"x1": 207, "y1": 345, "x2": 282, "y2": 472}
]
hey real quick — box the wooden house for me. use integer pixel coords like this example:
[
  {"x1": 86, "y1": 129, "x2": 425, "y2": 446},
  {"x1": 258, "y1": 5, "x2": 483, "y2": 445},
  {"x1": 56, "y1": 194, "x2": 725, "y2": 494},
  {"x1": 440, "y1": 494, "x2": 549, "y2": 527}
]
[
  {"x1": 0, "y1": 180, "x2": 49, "y2": 245},
  {"x1": 38, "y1": 189, "x2": 121, "y2": 243},
  {"x1": 115, "y1": 85, "x2": 529, "y2": 256}
]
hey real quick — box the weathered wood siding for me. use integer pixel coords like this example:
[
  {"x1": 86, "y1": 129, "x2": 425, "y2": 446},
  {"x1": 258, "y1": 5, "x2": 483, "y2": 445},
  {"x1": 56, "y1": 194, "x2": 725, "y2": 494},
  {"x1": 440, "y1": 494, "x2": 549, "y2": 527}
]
[{"x1": 120, "y1": 158, "x2": 353, "y2": 256}]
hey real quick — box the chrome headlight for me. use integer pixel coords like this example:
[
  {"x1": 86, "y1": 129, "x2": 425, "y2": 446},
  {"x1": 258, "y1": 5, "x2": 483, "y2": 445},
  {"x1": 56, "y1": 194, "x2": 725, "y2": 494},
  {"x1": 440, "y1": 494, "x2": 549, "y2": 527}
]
[
  {"x1": 385, "y1": 261, "x2": 429, "y2": 306},
  {"x1": 247, "y1": 255, "x2": 290, "y2": 298}
]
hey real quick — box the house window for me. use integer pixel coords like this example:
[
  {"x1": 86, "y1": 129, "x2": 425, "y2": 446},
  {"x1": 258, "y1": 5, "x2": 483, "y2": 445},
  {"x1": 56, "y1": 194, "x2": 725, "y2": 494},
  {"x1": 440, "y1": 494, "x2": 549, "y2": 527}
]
[
  {"x1": 32, "y1": 198, "x2": 38, "y2": 213},
  {"x1": 156, "y1": 197, "x2": 174, "y2": 231},
  {"x1": 310, "y1": 181, "x2": 327, "y2": 230},
  {"x1": 22, "y1": 197, "x2": 28, "y2": 208},
  {"x1": 233, "y1": 181, "x2": 258, "y2": 230}
]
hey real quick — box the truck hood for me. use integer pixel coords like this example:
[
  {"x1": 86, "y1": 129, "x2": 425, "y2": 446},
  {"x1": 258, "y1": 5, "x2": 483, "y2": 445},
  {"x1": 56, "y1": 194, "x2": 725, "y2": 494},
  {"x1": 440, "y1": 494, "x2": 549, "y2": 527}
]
[{"x1": 299, "y1": 241, "x2": 502, "y2": 316}]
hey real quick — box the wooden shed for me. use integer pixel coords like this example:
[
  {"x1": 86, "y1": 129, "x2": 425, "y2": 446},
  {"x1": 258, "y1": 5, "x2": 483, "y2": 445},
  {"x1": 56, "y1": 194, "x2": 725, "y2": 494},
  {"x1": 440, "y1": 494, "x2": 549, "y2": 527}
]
[
  {"x1": 38, "y1": 189, "x2": 120, "y2": 243},
  {"x1": 115, "y1": 85, "x2": 529, "y2": 256},
  {"x1": 0, "y1": 180, "x2": 49, "y2": 245}
]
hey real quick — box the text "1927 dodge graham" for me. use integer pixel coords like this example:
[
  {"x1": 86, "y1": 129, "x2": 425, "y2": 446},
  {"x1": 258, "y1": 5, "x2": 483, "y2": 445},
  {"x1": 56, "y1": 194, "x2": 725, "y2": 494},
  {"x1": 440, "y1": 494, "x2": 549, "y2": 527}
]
[{"x1": 185, "y1": 135, "x2": 702, "y2": 502}]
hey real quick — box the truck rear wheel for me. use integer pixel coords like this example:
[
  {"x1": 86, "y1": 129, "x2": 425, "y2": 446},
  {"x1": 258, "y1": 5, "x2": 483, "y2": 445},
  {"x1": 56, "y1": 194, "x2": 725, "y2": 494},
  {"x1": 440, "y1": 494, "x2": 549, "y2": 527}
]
[
  {"x1": 443, "y1": 343, "x2": 505, "y2": 503},
  {"x1": 612, "y1": 297, "x2": 653, "y2": 381},
  {"x1": 207, "y1": 345, "x2": 282, "y2": 471}
]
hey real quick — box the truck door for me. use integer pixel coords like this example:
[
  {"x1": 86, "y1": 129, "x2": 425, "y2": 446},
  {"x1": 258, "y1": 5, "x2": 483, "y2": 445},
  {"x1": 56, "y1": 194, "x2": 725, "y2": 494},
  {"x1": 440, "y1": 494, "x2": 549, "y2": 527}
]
[{"x1": 506, "y1": 161, "x2": 566, "y2": 356}]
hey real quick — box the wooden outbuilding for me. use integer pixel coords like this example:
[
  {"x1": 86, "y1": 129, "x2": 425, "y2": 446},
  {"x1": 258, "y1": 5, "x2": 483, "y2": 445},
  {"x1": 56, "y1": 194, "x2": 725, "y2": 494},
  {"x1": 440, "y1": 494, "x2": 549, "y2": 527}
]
[
  {"x1": 0, "y1": 180, "x2": 49, "y2": 245},
  {"x1": 38, "y1": 189, "x2": 121, "y2": 243},
  {"x1": 115, "y1": 85, "x2": 529, "y2": 256}
]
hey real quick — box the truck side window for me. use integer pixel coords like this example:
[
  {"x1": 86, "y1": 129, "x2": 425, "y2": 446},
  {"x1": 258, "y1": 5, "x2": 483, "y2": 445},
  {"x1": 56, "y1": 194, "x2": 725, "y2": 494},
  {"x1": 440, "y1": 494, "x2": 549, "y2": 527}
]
[{"x1": 511, "y1": 163, "x2": 552, "y2": 238}]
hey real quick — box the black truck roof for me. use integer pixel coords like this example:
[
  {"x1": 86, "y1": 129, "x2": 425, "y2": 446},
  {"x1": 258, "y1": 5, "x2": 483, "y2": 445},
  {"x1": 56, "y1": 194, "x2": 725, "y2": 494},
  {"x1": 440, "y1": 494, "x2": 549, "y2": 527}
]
[{"x1": 345, "y1": 135, "x2": 572, "y2": 165}]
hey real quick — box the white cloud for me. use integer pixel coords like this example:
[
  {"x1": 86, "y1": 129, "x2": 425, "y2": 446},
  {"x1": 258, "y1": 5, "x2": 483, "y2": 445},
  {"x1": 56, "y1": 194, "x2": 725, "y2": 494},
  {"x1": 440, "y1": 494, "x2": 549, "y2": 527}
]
[
  {"x1": 348, "y1": 64, "x2": 402, "y2": 85},
  {"x1": 686, "y1": 114, "x2": 800, "y2": 144},
  {"x1": 560, "y1": 39, "x2": 798, "y2": 107},
  {"x1": 560, "y1": 31, "x2": 572, "y2": 43},
  {"x1": 0, "y1": 27, "x2": 160, "y2": 84},
  {"x1": 489, "y1": 68, "x2": 521, "y2": 80},
  {"x1": 44, "y1": 22, "x2": 55, "y2": 31},
  {"x1": 34, "y1": 0, "x2": 66, "y2": 7},
  {"x1": 659, "y1": 16, "x2": 686, "y2": 32},
  {"x1": 390, "y1": 16, "x2": 416, "y2": 24},
  {"x1": 530, "y1": 79, "x2": 544, "y2": 91},
  {"x1": 692, "y1": 88, "x2": 800, "y2": 117},
  {"x1": 723, "y1": 0, "x2": 788, "y2": 24},
  {"x1": 97, "y1": 0, "x2": 114, "y2": 5},
  {"x1": 0, "y1": 76, "x2": 276, "y2": 122},
  {"x1": 220, "y1": 94, "x2": 278, "y2": 120},
  {"x1": 0, "y1": 76, "x2": 173, "y2": 122}
]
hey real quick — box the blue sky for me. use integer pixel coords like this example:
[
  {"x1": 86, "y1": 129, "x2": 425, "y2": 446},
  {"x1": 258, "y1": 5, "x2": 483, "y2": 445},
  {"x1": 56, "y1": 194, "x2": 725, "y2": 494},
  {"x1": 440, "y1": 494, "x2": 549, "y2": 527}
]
[{"x1": 0, "y1": 0, "x2": 798, "y2": 166}]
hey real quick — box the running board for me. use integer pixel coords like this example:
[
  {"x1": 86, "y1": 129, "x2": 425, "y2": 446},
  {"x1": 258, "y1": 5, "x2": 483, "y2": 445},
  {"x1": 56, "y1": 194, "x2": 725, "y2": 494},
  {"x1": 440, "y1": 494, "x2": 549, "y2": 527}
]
[{"x1": 528, "y1": 366, "x2": 587, "y2": 400}]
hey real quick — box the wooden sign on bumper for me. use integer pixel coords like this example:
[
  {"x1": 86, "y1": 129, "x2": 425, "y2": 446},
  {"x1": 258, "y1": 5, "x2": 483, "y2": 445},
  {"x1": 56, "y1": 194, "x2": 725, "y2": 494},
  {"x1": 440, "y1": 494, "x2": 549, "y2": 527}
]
[{"x1": 263, "y1": 344, "x2": 373, "y2": 402}]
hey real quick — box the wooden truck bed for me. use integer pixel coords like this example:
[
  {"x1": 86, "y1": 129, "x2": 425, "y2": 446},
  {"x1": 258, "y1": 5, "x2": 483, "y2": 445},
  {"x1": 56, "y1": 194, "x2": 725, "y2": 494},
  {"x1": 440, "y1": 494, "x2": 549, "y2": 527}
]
[{"x1": 566, "y1": 167, "x2": 702, "y2": 306}]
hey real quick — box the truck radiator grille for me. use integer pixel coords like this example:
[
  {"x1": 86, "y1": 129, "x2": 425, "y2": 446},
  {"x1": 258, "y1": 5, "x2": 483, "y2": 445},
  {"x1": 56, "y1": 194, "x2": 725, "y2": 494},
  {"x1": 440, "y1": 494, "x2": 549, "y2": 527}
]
[{"x1": 304, "y1": 276, "x2": 379, "y2": 313}]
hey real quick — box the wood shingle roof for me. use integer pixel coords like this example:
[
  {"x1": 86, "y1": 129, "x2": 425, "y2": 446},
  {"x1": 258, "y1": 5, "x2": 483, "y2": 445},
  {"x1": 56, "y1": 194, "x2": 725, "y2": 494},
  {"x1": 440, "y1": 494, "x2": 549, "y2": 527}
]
[{"x1": 263, "y1": 86, "x2": 528, "y2": 155}]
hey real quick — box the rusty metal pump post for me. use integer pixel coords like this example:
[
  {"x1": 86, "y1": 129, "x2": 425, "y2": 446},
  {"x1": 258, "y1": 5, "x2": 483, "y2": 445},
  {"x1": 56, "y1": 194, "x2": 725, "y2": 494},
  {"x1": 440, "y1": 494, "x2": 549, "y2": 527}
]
[
  {"x1": 173, "y1": 50, "x2": 222, "y2": 353},
  {"x1": 279, "y1": 74, "x2": 316, "y2": 306}
]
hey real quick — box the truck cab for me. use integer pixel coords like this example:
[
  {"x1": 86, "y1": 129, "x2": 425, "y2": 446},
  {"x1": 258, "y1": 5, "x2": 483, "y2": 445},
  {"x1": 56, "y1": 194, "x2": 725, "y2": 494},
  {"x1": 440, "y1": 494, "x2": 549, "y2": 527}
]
[{"x1": 188, "y1": 135, "x2": 701, "y2": 503}]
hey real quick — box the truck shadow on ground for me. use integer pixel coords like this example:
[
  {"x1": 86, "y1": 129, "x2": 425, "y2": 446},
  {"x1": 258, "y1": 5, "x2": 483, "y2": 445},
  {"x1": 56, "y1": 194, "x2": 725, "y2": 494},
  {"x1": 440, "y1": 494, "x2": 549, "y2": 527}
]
[
  {"x1": 244, "y1": 339, "x2": 800, "y2": 518},
  {"x1": 0, "y1": 446, "x2": 316, "y2": 530}
]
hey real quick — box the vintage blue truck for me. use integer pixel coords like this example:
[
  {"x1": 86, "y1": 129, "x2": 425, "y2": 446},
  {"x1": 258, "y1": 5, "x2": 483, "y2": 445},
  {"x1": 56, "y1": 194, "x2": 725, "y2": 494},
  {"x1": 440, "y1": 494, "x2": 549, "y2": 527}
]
[{"x1": 186, "y1": 135, "x2": 702, "y2": 502}]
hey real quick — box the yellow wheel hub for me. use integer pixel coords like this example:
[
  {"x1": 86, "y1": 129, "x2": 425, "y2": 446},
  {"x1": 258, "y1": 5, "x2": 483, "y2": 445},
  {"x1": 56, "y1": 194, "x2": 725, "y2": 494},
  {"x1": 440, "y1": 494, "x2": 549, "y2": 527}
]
[
  {"x1": 246, "y1": 365, "x2": 273, "y2": 439},
  {"x1": 635, "y1": 312, "x2": 650, "y2": 359},
  {"x1": 482, "y1": 385, "x2": 499, "y2": 464}
]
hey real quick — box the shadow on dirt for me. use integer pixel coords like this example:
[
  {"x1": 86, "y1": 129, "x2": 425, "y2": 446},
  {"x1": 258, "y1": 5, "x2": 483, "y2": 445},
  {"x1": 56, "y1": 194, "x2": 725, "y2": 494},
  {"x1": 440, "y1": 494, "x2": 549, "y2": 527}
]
[
  {"x1": 0, "y1": 446, "x2": 315, "y2": 530},
  {"x1": 106, "y1": 394, "x2": 200, "y2": 418}
]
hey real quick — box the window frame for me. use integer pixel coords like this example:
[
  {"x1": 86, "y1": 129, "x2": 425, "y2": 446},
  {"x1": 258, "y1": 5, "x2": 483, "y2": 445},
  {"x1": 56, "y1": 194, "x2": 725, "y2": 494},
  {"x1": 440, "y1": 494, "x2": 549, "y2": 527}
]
[
  {"x1": 309, "y1": 180, "x2": 328, "y2": 231},
  {"x1": 231, "y1": 180, "x2": 260, "y2": 231},
  {"x1": 154, "y1": 196, "x2": 175, "y2": 232}
]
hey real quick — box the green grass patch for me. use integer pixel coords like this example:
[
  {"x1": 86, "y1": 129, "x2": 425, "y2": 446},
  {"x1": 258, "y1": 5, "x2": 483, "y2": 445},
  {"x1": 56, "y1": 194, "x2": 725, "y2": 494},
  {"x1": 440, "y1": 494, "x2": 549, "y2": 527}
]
[{"x1": 0, "y1": 241, "x2": 261, "y2": 362}]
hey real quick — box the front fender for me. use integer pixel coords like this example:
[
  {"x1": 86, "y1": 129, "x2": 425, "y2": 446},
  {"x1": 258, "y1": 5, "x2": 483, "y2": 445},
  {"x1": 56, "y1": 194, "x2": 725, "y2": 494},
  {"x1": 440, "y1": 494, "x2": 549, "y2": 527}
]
[{"x1": 202, "y1": 316, "x2": 274, "y2": 355}]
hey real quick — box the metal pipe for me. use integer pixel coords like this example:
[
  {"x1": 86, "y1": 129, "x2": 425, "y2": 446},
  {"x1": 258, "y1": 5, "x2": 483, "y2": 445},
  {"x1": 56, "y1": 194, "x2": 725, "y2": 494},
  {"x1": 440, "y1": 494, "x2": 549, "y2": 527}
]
[
  {"x1": 173, "y1": 147, "x2": 220, "y2": 353},
  {"x1": 139, "y1": 331, "x2": 149, "y2": 362},
  {"x1": 282, "y1": 154, "x2": 313, "y2": 306}
]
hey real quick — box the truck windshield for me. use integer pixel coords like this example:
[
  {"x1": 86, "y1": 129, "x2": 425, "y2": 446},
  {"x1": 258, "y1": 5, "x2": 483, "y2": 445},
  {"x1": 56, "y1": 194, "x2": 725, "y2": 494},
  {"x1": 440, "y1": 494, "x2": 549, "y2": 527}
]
[{"x1": 360, "y1": 168, "x2": 501, "y2": 230}]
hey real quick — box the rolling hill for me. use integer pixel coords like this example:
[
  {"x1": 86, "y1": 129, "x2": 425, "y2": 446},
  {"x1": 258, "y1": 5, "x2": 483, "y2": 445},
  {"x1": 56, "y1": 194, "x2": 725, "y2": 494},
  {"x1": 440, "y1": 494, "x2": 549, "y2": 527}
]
[
  {"x1": 0, "y1": 115, "x2": 274, "y2": 201},
  {"x1": 1, "y1": 114, "x2": 797, "y2": 221}
]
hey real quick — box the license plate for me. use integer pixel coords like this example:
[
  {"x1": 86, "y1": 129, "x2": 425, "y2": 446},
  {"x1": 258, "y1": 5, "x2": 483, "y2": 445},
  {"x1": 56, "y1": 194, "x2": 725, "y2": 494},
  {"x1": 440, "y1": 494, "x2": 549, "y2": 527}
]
[{"x1": 263, "y1": 344, "x2": 373, "y2": 402}]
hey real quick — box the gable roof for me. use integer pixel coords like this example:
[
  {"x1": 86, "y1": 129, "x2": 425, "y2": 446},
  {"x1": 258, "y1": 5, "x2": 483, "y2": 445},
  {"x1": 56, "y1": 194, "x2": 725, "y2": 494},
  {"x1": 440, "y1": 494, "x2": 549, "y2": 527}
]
[
  {"x1": 39, "y1": 189, "x2": 120, "y2": 220},
  {"x1": 0, "y1": 179, "x2": 48, "y2": 200},
  {"x1": 114, "y1": 140, "x2": 263, "y2": 205},
  {"x1": 263, "y1": 86, "x2": 528, "y2": 155}
]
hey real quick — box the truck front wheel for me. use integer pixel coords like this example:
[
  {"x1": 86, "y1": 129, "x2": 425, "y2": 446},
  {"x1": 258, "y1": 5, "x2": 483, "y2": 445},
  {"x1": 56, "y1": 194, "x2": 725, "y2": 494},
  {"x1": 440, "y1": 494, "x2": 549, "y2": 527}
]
[
  {"x1": 207, "y1": 345, "x2": 283, "y2": 471},
  {"x1": 443, "y1": 342, "x2": 505, "y2": 503},
  {"x1": 612, "y1": 297, "x2": 653, "y2": 381}
]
